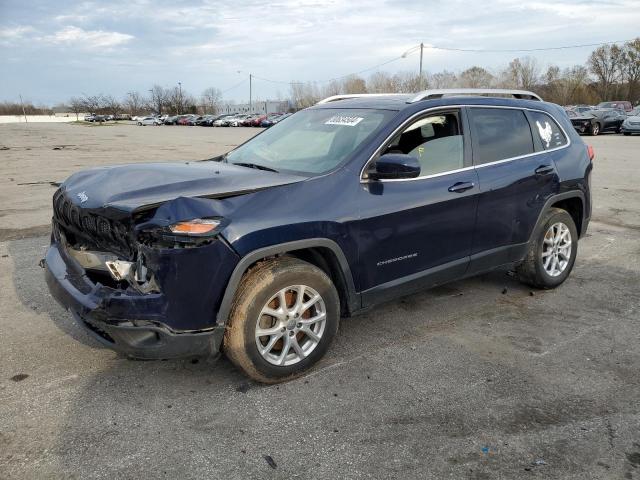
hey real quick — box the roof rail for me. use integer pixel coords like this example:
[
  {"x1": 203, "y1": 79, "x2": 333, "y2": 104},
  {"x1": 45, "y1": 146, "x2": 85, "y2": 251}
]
[
  {"x1": 316, "y1": 93, "x2": 407, "y2": 104},
  {"x1": 409, "y1": 88, "x2": 543, "y2": 103}
]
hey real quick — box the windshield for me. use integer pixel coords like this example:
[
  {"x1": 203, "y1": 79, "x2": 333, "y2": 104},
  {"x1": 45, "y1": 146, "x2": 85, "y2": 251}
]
[{"x1": 225, "y1": 108, "x2": 395, "y2": 175}]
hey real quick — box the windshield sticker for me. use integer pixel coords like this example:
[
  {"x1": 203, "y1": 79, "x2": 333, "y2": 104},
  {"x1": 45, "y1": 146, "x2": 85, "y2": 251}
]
[
  {"x1": 325, "y1": 115, "x2": 364, "y2": 127},
  {"x1": 536, "y1": 120, "x2": 553, "y2": 148}
]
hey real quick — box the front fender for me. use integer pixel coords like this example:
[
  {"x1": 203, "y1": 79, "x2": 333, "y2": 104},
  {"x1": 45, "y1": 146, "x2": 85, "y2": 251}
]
[{"x1": 215, "y1": 238, "x2": 358, "y2": 325}]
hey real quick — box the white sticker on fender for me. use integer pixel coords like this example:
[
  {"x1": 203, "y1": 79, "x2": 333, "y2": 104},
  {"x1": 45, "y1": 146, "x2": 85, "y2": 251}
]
[{"x1": 325, "y1": 115, "x2": 363, "y2": 126}]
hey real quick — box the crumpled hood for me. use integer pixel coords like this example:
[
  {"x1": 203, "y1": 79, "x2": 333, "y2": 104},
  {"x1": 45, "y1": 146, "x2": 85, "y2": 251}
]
[{"x1": 62, "y1": 161, "x2": 306, "y2": 212}]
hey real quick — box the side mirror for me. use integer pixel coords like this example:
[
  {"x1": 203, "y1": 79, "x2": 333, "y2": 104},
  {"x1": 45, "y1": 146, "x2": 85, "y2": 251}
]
[{"x1": 368, "y1": 153, "x2": 421, "y2": 180}]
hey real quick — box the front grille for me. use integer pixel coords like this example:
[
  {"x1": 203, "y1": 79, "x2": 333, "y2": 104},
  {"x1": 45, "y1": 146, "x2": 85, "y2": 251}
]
[{"x1": 52, "y1": 188, "x2": 134, "y2": 258}]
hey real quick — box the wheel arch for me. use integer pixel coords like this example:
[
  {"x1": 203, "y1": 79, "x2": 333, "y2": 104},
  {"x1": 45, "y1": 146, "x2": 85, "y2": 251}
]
[
  {"x1": 529, "y1": 192, "x2": 586, "y2": 244},
  {"x1": 216, "y1": 239, "x2": 359, "y2": 325}
]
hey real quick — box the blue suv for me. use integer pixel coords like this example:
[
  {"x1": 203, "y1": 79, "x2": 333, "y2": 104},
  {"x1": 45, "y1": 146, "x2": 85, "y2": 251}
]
[{"x1": 44, "y1": 89, "x2": 593, "y2": 382}]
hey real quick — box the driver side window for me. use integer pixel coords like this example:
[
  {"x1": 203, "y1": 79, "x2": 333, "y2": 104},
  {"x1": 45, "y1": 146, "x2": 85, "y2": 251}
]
[{"x1": 385, "y1": 111, "x2": 464, "y2": 177}]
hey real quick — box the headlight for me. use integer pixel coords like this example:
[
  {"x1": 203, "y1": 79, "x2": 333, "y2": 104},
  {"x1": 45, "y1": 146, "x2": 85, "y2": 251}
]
[
  {"x1": 169, "y1": 218, "x2": 221, "y2": 235},
  {"x1": 138, "y1": 217, "x2": 225, "y2": 246}
]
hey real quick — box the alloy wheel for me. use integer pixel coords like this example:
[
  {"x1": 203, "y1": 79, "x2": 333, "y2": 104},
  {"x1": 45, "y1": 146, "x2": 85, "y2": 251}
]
[
  {"x1": 255, "y1": 285, "x2": 327, "y2": 366},
  {"x1": 541, "y1": 222, "x2": 572, "y2": 277}
]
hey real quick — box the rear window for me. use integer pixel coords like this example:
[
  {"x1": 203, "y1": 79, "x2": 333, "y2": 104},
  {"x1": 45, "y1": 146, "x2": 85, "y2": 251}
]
[
  {"x1": 468, "y1": 108, "x2": 534, "y2": 165},
  {"x1": 528, "y1": 111, "x2": 568, "y2": 150}
]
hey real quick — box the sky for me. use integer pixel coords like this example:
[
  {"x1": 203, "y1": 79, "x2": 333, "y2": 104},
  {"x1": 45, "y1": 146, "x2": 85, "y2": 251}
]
[{"x1": 1, "y1": 0, "x2": 639, "y2": 106}]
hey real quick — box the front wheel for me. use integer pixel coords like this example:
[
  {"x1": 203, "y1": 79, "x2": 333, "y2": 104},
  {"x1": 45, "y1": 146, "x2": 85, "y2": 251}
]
[
  {"x1": 137, "y1": 122, "x2": 142, "y2": 126},
  {"x1": 590, "y1": 123, "x2": 600, "y2": 136},
  {"x1": 517, "y1": 208, "x2": 578, "y2": 289},
  {"x1": 224, "y1": 257, "x2": 340, "y2": 383}
]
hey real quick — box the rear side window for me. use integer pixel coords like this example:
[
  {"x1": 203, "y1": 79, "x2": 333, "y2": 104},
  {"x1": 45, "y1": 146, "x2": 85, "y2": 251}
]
[
  {"x1": 469, "y1": 108, "x2": 534, "y2": 165},
  {"x1": 528, "y1": 111, "x2": 568, "y2": 150}
]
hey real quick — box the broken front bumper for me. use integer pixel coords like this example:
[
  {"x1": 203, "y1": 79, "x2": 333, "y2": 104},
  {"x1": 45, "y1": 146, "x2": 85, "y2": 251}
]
[{"x1": 44, "y1": 231, "x2": 239, "y2": 359}]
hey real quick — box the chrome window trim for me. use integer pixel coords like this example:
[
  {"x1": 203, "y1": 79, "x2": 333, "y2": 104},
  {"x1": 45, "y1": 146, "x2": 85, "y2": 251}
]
[{"x1": 359, "y1": 104, "x2": 571, "y2": 184}]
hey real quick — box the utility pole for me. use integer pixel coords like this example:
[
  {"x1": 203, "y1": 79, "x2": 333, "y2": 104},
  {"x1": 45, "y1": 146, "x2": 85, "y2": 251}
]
[
  {"x1": 419, "y1": 42, "x2": 424, "y2": 90},
  {"x1": 249, "y1": 74, "x2": 252, "y2": 113},
  {"x1": 19, "y1": 94, "x2": 27, "y2": 123}
]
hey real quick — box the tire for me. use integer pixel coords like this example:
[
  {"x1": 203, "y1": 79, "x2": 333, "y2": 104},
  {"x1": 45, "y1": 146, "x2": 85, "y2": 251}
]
[
  {"x1": 137, "y1": 122, "x2": 142, "y2": 126},
  {"x1": 517, "y1": 208, "x2": 578, "y2": 289},
  {"x1": 590, "y1": 123, "x2": 600, "y2": 136},
  {"x1": 623, "y1": 132, "x2": 631, "y2": 136},
  {"x1": 224, "y1": 256, "x2": 340, "y2": 383}
]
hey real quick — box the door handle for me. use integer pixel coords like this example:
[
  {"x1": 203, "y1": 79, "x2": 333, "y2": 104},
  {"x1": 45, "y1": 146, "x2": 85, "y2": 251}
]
[
  {"x1": 535, "y1": 165, "x2": 555, "y2": 175},
  {"x1": 448, "y1": 181, "x2": 475, "y2": 193}
]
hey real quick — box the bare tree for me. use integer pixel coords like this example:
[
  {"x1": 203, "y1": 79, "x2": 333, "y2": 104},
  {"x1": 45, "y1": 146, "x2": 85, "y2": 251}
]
[
  {"x1": 588, "y1": 44, "x2": 623, "y2": 101},
  {"x1": 69, "y1": 97, "x2": 84, "y2": 121},
  {"x1": 458, "y1": 66, "x2": 494, "y2": 88},
  {"x1": 392, "y1": 71, "x2": 423, "y2": 92},
  {"x1": 123, "y1": 91, "x2": 145, "y2": 116},
  {"x1": 81, "y1": 94, "x2": 104, "y2": 114},
  {"x1": 149, "y1": 85, "x2": 168, "y2": 115},
  {"x1": 621, "y1": 38, "x2": 640, "y2": 103},
  {"x1": 321, "y1": 79, "x2": 342, "y2": 97},
  {"x1": 428, "y1": 70, "x2": 457, "y2": 89},
  {"x1": 290, "y1": 81, "x2": 320, "y2": 109},
  {"x1": 103, "y1": 95, "x2": 121, "y2": 117},
  {"x1": 202, "y1": 87, "x2": 222, "y2": 114},
  {"x1": 341, "y1": 75, "x2": 367, "y2": 94},
  {"x1": 504, "y1": 57, "x2": 540, "y2": 90}
]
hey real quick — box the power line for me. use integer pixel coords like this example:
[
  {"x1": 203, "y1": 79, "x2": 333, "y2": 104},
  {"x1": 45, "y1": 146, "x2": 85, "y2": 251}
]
[
  {"x1": 421, "y1": 38, "x2": 634, "y2": 53},
  {"x1": 222, "y1": 37, "x2": 633, "y2": 96},
  {"x1": 220, "y1": 77, "x2": 248, "y2": 93},
  {"x1": 251, "y1": 55, "x2": 406, "y2": 85}
]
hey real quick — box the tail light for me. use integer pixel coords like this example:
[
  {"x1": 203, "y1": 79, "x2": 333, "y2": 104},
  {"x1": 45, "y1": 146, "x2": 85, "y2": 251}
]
[{"x1": 587, "y1": 145, "x2": 595, "y2": 161}]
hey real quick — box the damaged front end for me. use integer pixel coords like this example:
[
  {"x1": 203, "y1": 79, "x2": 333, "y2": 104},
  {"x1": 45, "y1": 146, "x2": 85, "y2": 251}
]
[{"x1": 45, "y1": 190, "x2": 239, "y2": 359}]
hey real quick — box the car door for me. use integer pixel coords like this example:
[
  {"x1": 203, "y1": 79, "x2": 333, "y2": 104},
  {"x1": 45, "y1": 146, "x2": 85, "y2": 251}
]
[
  {"x1": 467, "y1": 107, "x2": 564, "y2": 275},
  {"x1": 356, "y1": 108, "x2": 480, "y2": 306}
]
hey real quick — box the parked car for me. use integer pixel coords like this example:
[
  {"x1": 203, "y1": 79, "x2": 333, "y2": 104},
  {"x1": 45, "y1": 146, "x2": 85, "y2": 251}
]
[
  {"x1": 569, "y1": 105, "x2": 594, "y2": 115},
  {"x1": 566, "y1": 109, "x2": 599, "y2": 135},
  {"x1": 84, "y1": 114, "x2": 95, "y2": 122},
  {"x1": 261, "y1": 113, "x2": 290, "y2": 128},
  {"x1": 137, "y1": 116, "x2": 161, "y2": 126},
  {"x1": 212, "y1": 114, "x2": 236, "y2": 127},
  {"x1": 44, "y1": 89, "x2": 593, "y2": 383},
  {"x1": 202, "y1": 115, "x2": 224, "y2": 126},
  {"x1": 185, "y1": 116, "x2": 202, "y2": 126},
  {"x1": 596, "y1": 101, "x2": 632, "y2": 112},
  {"x1": 164, "y1": 115, "x2": 179, "y2": 125},
  {"x1": 566, "y1": 108, "x2": 625, "y2": 136},
  {"x1": 177, "y1": 115, "x2": 196, "y2": 125},
  {"x1": 195, "y1": 115, "x2": 215, "y2": 126},
  {"x1": 226, "y1": 114, "x2": 250, "y2": 127},
  {"x1": 621, "y1": 106, "x2": 640, "y2": 135},
  {"x1": 249, "y1": 114, "x2": 268, "y2": 127}
]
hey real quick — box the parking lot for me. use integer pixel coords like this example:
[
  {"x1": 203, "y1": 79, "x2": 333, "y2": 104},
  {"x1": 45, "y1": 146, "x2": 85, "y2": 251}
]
[{"x1": 0, "y1": 123, "x2": 639, "y2": 479}]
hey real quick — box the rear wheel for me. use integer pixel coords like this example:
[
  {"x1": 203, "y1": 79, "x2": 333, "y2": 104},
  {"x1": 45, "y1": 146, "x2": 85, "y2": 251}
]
[
  {"x1": 224, "y1": 257, "x2": 340, "y2": 383},
  {"x1": 517, "y1": 208, "x2": 578, "y2": 289},
  {"x1": 137, "y1": 122, "x2": 142, "y2": 126}
]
